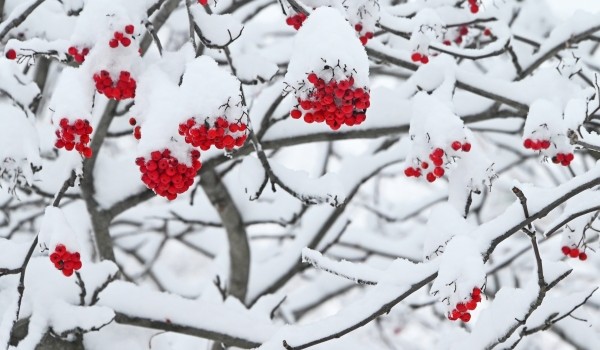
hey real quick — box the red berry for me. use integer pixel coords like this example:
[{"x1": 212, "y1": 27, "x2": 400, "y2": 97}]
[
  {"x1": 470, "y1": 4, "x2": 479, "y2": 13},
  {"x1": 411, "y1": 52, "x2": 422, "y2": 62},
  {"x1": 561, "y1": 246, "x2": 571, "y2": 255},
  {"x1": 433, "y1": 148, "x2": 444, "y2": 158},
  {"x1": 433, "y1": 167, "x2": 445, "y2": 177},
  {"x1": 426, "y1": 172, "x2": 436, "y2": 183},
  {"x1": 291, "y1": 109, "x2": 302, "y2": 119},
  {"x1": 483, "y1": 28, "x2": 492, "y2": 36},
  {"x1": 5, "y1": 49, "x2": 16, "y2": 60},
  {"x1": 460, "y1": 313, "x2": 471, "y2": 322},
  {"x1": 451, "y1": 141, "x2": 462, "y2": 151},
  {"x1": 125, "y1": 24, "x2": 135, "y2": 34},
  {"x1": 355, "y1": 23, "x2": 363, "y2": 32},
  {"x1": 198, "y1": 0, "x2": 208, "y2": 4},
  {"x1": 579, "y1": 252, "x2": 588, "y2": 261},
  {"x1": 109, "y1": 39, "x2": 119, "y2": 48},
  {"x1": 459, "y1": 26, "x2": 469, "y2": 36},
  {"x1": 523, "y1": 139, "x2": 532, "y2": 149},
  {"x1": 359, "y1": 36, "x2": 368, "y2": 45},
  {"x1": 129, "y1": 117, "x2": 137, "y2": 125},
  {"x1": 461, "y1": 143, "x2": 471, "y2": 152},
  {"x1": 472, "y1": 287, "x2": 481, "y2": 297},
  {"x1": 565, "y1": 153, "x2": 574, "y2": 162},
  {"x1": 456, "y1": 303, "x2": 467, "y2": 312},
  {"x1": 569, "y1": 249, "x2": 580, "y2": 258},
  {"x1": 540, "y1": 140, "x2": 551, "y2": 149},
  {"x1": 466, "y1": 300, "x2": 477, "y2": 310},
  {"x1": 421, "y1": 161, "x2": 429, "y2": 169},
  {"x1": 420, "y1": 55, "x2": 429, "y2": 64}
]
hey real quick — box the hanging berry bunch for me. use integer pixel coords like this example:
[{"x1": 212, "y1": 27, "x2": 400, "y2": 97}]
[
  {"x1": 344, "y1": 0, "x2": 380, "y2": 46},
  {"x1": 286, "y1": 13, "x2": 307, "y2": 30},
  {"x1": 136, "y1": 149, "x2": 202, "y2": 201},
  {"x1": 93, "y1": 70, "x2": 137, "y2": 100},
  {"x1": 354, "y1": 23, "x2": 374, "y2": 45},
  {"x1": 447, "y1": 287, "x2": 483, "y2": 322},
  {"x1": 67, "y1": 46, "x2": 90, "y2": 63},
  {"x1": 523, "y1": 100, "x2": 575, "y2": 167},
  {"x1": 408, "y1": 12, "x2": 445, "y2": 65},
  {"x1": 49, "y1": 244, "x2": 82, "y2": 277},
  {"x1": 561, "y1": 245, "x2": 588, "y2": 261},
  {"x1": 109, "y1": 24, "x2": 136, "y2": 48},
  {"x1": 179, "y1": 116, "x2": 248, "y2": 151},
  {"x1": 289, "y1": 68, "x2": 370, "y2": 130},
  {"x1": 404, "y1": 140, "x2": 472, "y2": 183},
  {"x1": 54, "y1": 118, "x2": 93, "y2": 158}
]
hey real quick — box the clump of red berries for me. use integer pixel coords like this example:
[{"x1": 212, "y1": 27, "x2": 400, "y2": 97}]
[
  {"x1": 448, "y1": 287, "x2": 482, "y2": 322},
  {"x1": 561, "y1": 246, "x2": 587, "y2": 261},
  {"x1": 551, "y1": 152, "x2": 575, "y2": 167},
  {"x1": 179, "y1": 117, "x2": 248, "y2": 151},
  {"x1": 133, "y1": 126, "x2": 141, "y2": 140},
  {"x1": 93, "y1": 70, "x2": 136, "y2": 100},
  {"x1": 354, "y1": 23, "x2": 374, "y2": 46},
  {"x1": 54, "y1": 118, "x2": 93, "y2": 158},
  {"x1": 5, "y1": 49, "x2": 16, "y2": 60},
  {"x1": 49, "y1": 244, "x2": 82, "y2": 277},
  {"x1": 67, "y1": 46, "x2": 89, "y2": 64},
  {"x1": 405, "y1": 141, "x2": 471, "y2": 182},
  {"x1": 290, "y1": 72, "x2": 369, "y2": 130},
  {"x1": 136, "y1": 149, "x2": 202, "y2": 200},
  {"x1": 468, "y1": 0, "x2": 480, "y2": 13},
  {"x1": 286, "y1": 13, "x2": 307, "y2": 30},
  {"x1": 411, "y1": 52, "x2": 429, "y2": 64},
  {"x1": 523, "y1": 138, "x2": 574, "y2": 166},
  {"x1": 109, "y1": 25, "x2": 135, "y2": 48}
]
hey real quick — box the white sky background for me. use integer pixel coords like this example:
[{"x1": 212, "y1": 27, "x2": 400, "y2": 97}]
[{"x1": 547, "y1": 0, "x2": 600, "y2": 18}]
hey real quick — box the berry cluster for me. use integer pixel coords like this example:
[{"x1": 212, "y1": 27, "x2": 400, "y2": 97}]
[
  {"x1": 290, "y1": 73, "x2": 369, "y2": 130},
  {"x1": 93, "y1": 70, "x2": 137, "y2": 100},
  {"x1": 561, "y1": 246, "x2": 587, "y2": 261},
  {"x1": 5, "y1": 49, "x2": 16, "y2": 60},
  {"x1": 551, "y1": 152, "x2": 575, "y2": 166},
  {"x1": 54, "y1": 118, "x2": 93, "y2": 158},
  {"x1": 67, "y1": 46, "x2": 89, "y2": 64},
  {"x1": 354, "y1": 23, "x2": 374, "y2": 46},
  {"x1": 404, "y1": 141, "x2": 471, "y2": 182},
  {"x1": 467, "y1": 0, "x2": 480, "y2": 13},
  {"x1": 448, "y1": 287, "x2": 482, "y2": 322},
  {"x1": 49, "y1": 244, "x2": 82, "y2": 277},
  {"x1": 411, "y1": 52, "x2": 429, "y2": 64},
  {"x1": 179, "y1": 117, "x2": 248, "y2": 151},
  {"x1": 523, "y1": 138, "x2": 574, "y2": 167},
  {"x1": 133, "y1": 126, "x2": 141, "y2": 140},
  {"x1": 109, "y1": 25, "x2": 135, "y2": 48},
  {"x1": 136, "y1": 149, "x2": 202, "y2": 200},
  {"x1": 286, "y1": 13, "x2": 307, "y2": 30}
]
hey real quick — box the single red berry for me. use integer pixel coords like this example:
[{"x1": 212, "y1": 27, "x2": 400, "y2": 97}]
[
  {"x1": 411, "y1": 52, "x2": 422, "y2": 62},
  {"x1": 466, "y1": 300, "x2": 477, "y2": 310},
  {"x1": 420, "y1": 55, "x2": 429, "y2": 64},
  {"x1": 5, "y1": 49, "x2": 16, "y2": 60},
  {"x1": 456, "y1": 303, "x2": 467, "y2": 312},
  {"x1": 579, "y1": 252, "x2": 588, "y2": 261},
  {"x1": 459, "y1": 26, "x2": 469, "y2": 36},
  {"x1": 443, "y1": 40, "x2": 451, "y2": 46},
  {"x1": 472, "y1": 287, "x2": 481, "y2": 297},
  {"x1": 125, "y1": 24, "x2": 135, "y2": 35},
  {"x1": 565, "y1": 153, "x2": 574, "y2": 162},
  {"x1": 470, "y1": 4, "x2": 479, "y2": 13},
  {"x1": 460, "y1": 313, "x2": 471, "y2": 322},
  {"x1": 109, "y1": 39, "x2": 119, "y2": 48},
  {"x1": 462, "y1": 143, "x2": 471, "y2": 152},
  {"x1": 523, "y1": 139, "x2": 532, "y2": 149},
  {"x1": 451, "y1": 141, "x2": 462, "y2": 151},
  {"x1": 569, "y1": 248, "x2": 580, "y2": 258},
  {"x1": 421, "y1": 161, "x2": 429, "y2": 169},
  {"x1": 483, "y1": 28, "x2": 492, "y2": 36},
  {"x1": 426, "y1": 172, "x2": 436, "y2": 183},
  {"x1": 433, "y1": 167, "x2": 445, "y2": 177},
  {"x1": 129, "y1": 117, "x2": 137, "y2": 125},
  {"x1": 561, "y1": 246, "x2": 571, "y2": 255},
  {"x1": 540, "y1": 140, "x2": 551, "y2": 149},
  {"x1": 433, "y1": 148, "x2": 444, "y2": 158},
  {"x1": 290, "y1": 109, "x2": 302, "y2": 119},
  {"x1": 355, "y1": 23, "x2": 363, "y2": 32},
  {"x1": 359, "y1": 36, "x2": 368, "y2": 45}
]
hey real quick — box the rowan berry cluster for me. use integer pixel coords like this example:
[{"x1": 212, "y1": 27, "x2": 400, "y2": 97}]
[
  {"x1": 404, "y1": 141, "x2": 471, "y2": 183},
  {"x1": 411, "y1": 52, "x2": 429, "y2": 64},
  {"x1": 93, "y1": 70, "x2": 136, "y2": 100},
  {"x1": 5, "y1": 49, "x2": 16, "y2": 60},
  {"x1": 67, "y1": 46, "x2": 89, "y2": 64},
  {"x1": 561, "y1": 246, "x2": 587, "y2": 261},
  {"x1": 290, "y1": 71, "x2": 369, "y2": 130},
  {"x1": 286, "y1": 13, "x2": 307, "y2": 30},
  {"x1": 354, "y1": 23, "x2": 374, "y2": 46},
  {"x1": 49, "y1": 244, "x2": 82, "y2": 277},
  {"x1": 523, "y1": 138, "x2": 574, "y2": 167},
  {"x1": 444, "y1": 26, "x2": 469, "y2": 46},
  {"x1": 136, "y1": 149, "x2": 202, "y2": 200},
  {"x1": 179, "y1": 117, "x2": 248, "y2": 151},
  {"x1": 54, "y1": 118, "x2": 93, "y2": 158},
  {"x1": 467, "y1": 0, "x2": 480, "y2": 13},
  {"x1": 109, "y1": 25, "x2": 135, "y2": 48},
  {"x1": 448, "y1": 287, "x2": 482, "y2": 322}
]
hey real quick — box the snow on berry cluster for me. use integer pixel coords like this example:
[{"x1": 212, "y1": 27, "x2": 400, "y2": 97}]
[
  {"x1": 109, "y1": 25, "x2": 135, "y2": 48},
  {"x1": 443, "y1": 26, "x2": 493, "y2": 46},
  {"x1": 405, "y1": 94, "x2": 472, "y2": 183},
  {"x1": 136, "y1": 149, "x2": 202, "y2": 201},
  {"x1": 344, "y1": 0, "x2": 380, "y2": 46},
  {"x1": 523, "y1": 100, "x2": 575, "y2": 167},
  {"x1": 286, "y1": 13, "x2": 307, "y2": 30},
  {"x1": 49, "y1": 244, "x2": 82, "y2": 277},
  {"x1": 561, "y1": 246, "x2": 587, "y2": 261},
  {"x1": 447, "y1": 287, "x2": 483, "y2": 322},
  {"x1": 93, "y1": 70, "x2": 137, "y2": 100},
  {"x1": 54, "y1": 118, "x2": 93, "y2": 158},
  {"x1": 289, "y1": 71, "x2": 369, "y2": 130},
  {"x1": 67, "y1": 46, "x2": 90, "y2": 64},
  {"x1": 409, "y1": 9, "x2": 445, "y2": 65},
  {"x1": 179, "y1": 117, "x2": 248, "y2": 151}
]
